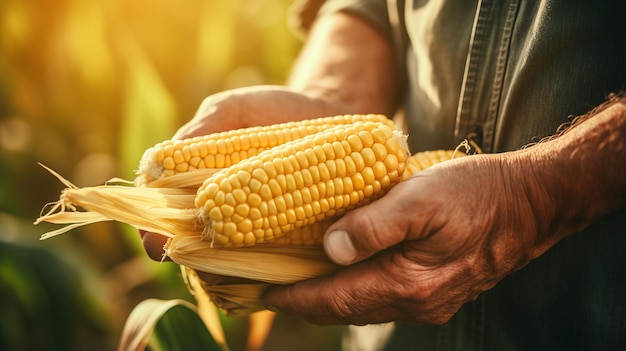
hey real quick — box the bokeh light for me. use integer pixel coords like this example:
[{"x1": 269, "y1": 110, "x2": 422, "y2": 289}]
[{"x1": 0, "y1": 0, "x2": 344, "y2": 350}]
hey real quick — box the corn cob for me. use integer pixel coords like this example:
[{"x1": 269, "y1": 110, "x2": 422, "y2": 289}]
[
  {"x1": 401, "y1": 149, "x2": 460, "y2": 180},
  {"x1": 136, "y1": 114, "x2": 395, "y2": 187},
  {"x1": 193, "y1": 120, "x2": 409, "y2": 247},
  {"x1": 37, "y1": 129, "x2": 462, "y2": 247},
  {"x1": 35, "y1": 150, "x2": 460, "y2": 245}
]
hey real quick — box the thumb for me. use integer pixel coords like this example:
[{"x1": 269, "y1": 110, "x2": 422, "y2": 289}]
[{"x1": 323, "y1": 189, "x2": 409, "y2": 266}]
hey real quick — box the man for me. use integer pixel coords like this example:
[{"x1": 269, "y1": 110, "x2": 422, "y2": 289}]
[{"x1": 143, "y1": 0, "x2": 625, "y2": 348}]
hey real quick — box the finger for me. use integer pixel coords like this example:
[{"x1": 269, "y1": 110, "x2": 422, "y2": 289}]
[
  {"x1": 263, "y1": 257, "x2": 402, "y2": 325},
  {"x1": 139, "y1": 230, "x2": 170, "y2": 262},
  {"x1": 323, "y1": 182, "x2": 419, "y2": 265},
  {"x1": 172, "y1": 93, "x2": 243, "y2": 140},
  {"x1": 263, "y1": 242, "x2": 473, "y2": 325}
]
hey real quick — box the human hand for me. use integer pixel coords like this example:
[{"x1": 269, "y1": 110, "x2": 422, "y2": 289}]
[
  {"x1": 172, "y1": 85, "x2": 356, "y2": 139},
  {"x1": 262, "y1": 152, "x2": 564, "y2": 325}
]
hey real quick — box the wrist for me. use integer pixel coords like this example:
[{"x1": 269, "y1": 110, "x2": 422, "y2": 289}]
[{"x1": 513, "y1": 96, "x2": 626, "y2": 247}]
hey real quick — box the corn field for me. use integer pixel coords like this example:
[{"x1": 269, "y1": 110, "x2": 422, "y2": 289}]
[{"x1": 0, "y1": 0, "x2": 345, "y2": 350}]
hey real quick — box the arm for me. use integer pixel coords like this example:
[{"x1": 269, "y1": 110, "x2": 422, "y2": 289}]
[
  {"x1": 263, "y1": 95, "x2": 626, "y2": 325},
  {"x1": 287, "y1": 11, "x2": 398, "y2": 117},
  {"x1": 171, "y1": 11, "x2": 398, "y2": 139}
]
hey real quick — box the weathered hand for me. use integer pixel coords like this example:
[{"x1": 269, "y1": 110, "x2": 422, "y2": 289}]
[
  {"x1": 170, "y1": 85, "x2": 350, "y2": 139},
  {"x1": 262, "y1": 152, "x2": 560, "y2": 325},
  {"x1": 261, "y1": 96, "x2": 626, "y2": 326}
]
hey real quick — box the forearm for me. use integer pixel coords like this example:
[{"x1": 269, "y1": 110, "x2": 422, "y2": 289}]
[
  {"x1": 288, "y1": 11, "x2": 398, "y2": 116},
  {"x1": 174, "y1": 12, "x2": 397, "y2": 139},
  {"x1": 515, "y1": 95, "x2": 626, "y2": 250}
]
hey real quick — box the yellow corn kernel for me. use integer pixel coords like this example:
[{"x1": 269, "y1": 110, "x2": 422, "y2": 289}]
[
  {"x1": 135, "y1": 114, "x2": 396, "y2": 187},
  {"x1": 401, "y1": 149, "x2": 463, "y2": 180},
  {"x1": 195, "y1": 121, "x2": 409, "y2": 247},
  {"x1": 273, "y1": 218, "x2": 335, "y2": 246}
]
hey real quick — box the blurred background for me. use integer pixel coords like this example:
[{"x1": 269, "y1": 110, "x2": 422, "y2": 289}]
[{"x1": 0, "y1": 0, "x2": 345, "y2": 350}]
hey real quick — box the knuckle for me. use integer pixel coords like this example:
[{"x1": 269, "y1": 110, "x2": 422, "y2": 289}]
[
  {"x1": 324, "y1": 287, "x2": 370, "y2": 325},
  {"x1": 349, "y1": 210, "x2": 394, "y2": 253},
  {"x1": 326, "y1": 292, "x2": 356, "y2": 319}
]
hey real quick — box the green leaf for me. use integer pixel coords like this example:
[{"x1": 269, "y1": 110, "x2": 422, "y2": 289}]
[
  {"x1": 117, "y1": 36, "x2": 177, "y2": 178},
  {"x1": 118, "y1": 299, "x2": 227, "y2": 351}
]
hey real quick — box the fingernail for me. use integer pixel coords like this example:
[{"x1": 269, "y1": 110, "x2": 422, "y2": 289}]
[{"x1": 325, "y1": 230, "x2": 357, "y2": 265}]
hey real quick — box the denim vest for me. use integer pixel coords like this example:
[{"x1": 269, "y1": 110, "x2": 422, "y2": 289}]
[{"x1": 303, "y1": 0, "x2": 626, "y2": 349}]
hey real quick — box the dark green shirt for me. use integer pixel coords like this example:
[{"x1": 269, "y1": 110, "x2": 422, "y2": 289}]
[{"x1": 296, "y1": 0, "x2": 626, "y2": 349}]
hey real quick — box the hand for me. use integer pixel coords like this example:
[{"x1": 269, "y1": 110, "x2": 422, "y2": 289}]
[
  {"x1": 170, "y1": 85, "x2": 354, "y2": 139},
  {"x1": 261, "y1": 95, "x2": 626, "y2": 326},
  {"x1": 262, "y1": 152, "x2": 563, "y2": 325}
]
